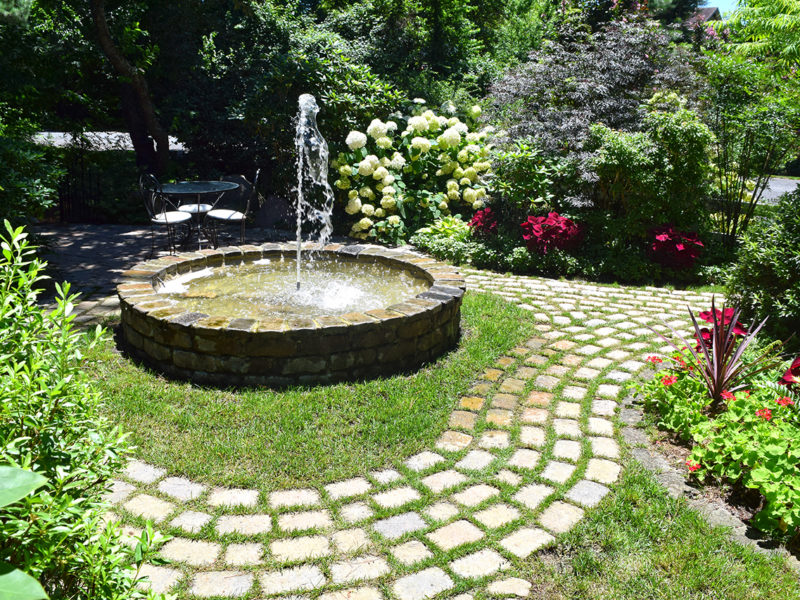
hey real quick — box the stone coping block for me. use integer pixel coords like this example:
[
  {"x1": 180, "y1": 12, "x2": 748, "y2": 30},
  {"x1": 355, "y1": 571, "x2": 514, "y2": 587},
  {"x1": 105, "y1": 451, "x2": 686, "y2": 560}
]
[{"x1": 118, "y1": 244, "x2": 463, "y2": 386}]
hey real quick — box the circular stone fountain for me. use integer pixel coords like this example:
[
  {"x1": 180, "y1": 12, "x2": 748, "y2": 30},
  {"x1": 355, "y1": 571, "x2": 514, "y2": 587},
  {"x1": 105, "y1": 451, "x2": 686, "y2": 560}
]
[{"x1": 117, "y1": 243, "x2": 464, "y2": 386}]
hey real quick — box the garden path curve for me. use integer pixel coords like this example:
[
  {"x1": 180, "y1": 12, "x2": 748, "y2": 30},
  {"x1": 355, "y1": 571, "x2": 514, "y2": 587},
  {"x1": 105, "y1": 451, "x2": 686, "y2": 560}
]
[{"x1": 77, "y1": 250, "x2": 714, "y2": 599}]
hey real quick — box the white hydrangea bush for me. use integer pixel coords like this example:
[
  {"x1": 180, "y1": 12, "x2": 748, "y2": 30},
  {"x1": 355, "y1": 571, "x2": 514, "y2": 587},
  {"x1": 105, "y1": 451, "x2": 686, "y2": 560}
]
[{"x1": 332, "y1": 100, "x2": 493, "y2": 244}]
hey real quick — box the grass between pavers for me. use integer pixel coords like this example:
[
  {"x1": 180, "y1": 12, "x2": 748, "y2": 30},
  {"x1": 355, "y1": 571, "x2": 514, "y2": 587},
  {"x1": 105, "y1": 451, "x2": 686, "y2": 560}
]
[
  {"x1": 91, "y1": 291, "x2": 535, "y2": 491},
  {"x1": 516, "y1": 462, "x2": 800, "y2": 600}
]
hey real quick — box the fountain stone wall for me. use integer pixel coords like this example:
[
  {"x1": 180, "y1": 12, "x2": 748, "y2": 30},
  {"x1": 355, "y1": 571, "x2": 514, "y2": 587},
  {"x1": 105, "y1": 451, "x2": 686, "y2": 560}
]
[{"x1": 117, "y1": 243, "x2": 464, "y2": 387}]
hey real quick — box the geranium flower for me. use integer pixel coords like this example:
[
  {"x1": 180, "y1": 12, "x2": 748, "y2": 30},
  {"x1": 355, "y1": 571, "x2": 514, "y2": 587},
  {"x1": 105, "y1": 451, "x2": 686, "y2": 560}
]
[
  {"x1": 661, "y1": 375, "x2": 677, "y2": 386},
  {"x1": 755, "y1": 408, "x2": 772, "y2": 421},
  {"x1": 698, "y1": 307, "x2": 748, "y2": 335},
  {"x1": 646, "y1": 356, "x2": 663, "y2": 364},
  {"x1": 686, "y1": 459, "x2": 701, "y2": 472},
  {"x1": 779, "y1": 356, "x2": 800, "y2": 387},
  {"x1": 776, "y1": 396, "x2": 795, "y2": 407},
  {"x1": 720, "y1": 390, "x2": 735, "y2": 401}
]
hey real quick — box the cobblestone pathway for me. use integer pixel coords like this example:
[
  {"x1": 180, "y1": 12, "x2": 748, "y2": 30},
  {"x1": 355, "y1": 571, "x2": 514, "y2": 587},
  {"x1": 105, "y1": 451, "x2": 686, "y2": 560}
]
[{"x1": 76, "y1": 246, "x2": 715, "y2": 599}]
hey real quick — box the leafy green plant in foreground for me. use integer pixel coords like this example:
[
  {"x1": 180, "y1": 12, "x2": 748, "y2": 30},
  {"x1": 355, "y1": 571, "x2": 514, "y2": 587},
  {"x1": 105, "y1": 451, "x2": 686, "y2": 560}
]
[{"x1": 0, "y1": 222, "x2": 166, "y2": 599}]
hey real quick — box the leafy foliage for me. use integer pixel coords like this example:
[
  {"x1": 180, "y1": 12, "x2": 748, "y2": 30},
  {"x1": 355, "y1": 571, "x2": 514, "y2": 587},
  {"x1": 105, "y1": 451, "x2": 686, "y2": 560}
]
[
  {"x1": 0, "y1": 222, "x2": 165, "y2": 599},
  {"x1": 726, "y1": 190, "x2": 800, "y2": 346},
  {"x1": 722, "y1": 0, "x2": 800, "y2": 74}
]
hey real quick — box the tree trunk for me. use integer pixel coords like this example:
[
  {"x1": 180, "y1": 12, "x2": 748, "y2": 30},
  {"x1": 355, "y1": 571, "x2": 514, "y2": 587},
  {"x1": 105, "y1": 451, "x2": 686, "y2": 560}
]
[
  {"x1": 119, "y1": 82, "x2": 157, "y2": 171},
  {"x1": 90, "y1": 0, "x2": 169, "y2": 175}
]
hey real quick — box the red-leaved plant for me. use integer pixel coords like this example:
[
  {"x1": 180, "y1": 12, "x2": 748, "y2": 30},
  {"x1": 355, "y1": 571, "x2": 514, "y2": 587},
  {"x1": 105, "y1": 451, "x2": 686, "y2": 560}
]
[
  {"x1": 469, "y1": 207, "x2": 498, "y2": 237},
  {"x1": 520, "y1": 212, "x2": 582, "y2": 254},
  {"x1": 780, "y1": 356, "x2": 800, "y2": 387},
  {"x1": 650, "y1": 225, "x2": 704, "y2": 270},
  {"x1": 654, "y1": 297, "x2": 782, "y2": 414}
]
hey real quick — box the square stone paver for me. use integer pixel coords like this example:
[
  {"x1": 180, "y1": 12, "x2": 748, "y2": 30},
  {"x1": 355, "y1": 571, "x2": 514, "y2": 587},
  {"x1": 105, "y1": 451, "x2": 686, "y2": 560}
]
[
  {"x1": 371, "y1": 469, "x2": 402, "y2": 484},
  {"x1": 436, "y1": 431, "x2": 472, "y2": 452},
  {"x1": 553, "y1": 419, "x2": 581, "y2": 438},
  {"x1": 137, "y1": 564, "x2": 182, "y2": 593},
  {"x1": 591, "y1": 400, "x2": 617, "y2": 416},
  {"x1": 472, "y1": 503, "x2": 520, "y2": 529},
  {"x1": 606, "y1": 350, "x2": 630, "y2": 360},
  {"x1": 104, "y1": 480, "x2": 135, "y2": 505},
  {"x1": 597, "y1": 384, "x2": 621, "y2": 398},
  {"x1": 160, "y1": 538, "x2": 221, "y2": 567},
  {"x1": 508, "y1": 449, "x2": 540, "y2": 470},
  {"x1": 534, "y1": 375, "x2": 559, "y2": 390},
  {"x1": 216, "y1": 514, "x2": 272, "y2": 535},
  {"x1": 340, "y1": 502, "x2": 374, "y2": 524},
  {"x1": 449, "y1": 411, "x2": 477, "y2": 430},
  {"x1": 590, "y1": 436, "x2": 620, "y2": 458},
  {"x1": 392, "y1": 540, "x2": 433, "y2": 566},
  {"x1": 527, "y1": 390, "x2": 553, "y2": 406},
  {"x1": 499, "y1": 378, "x2": 526, "y2": 394},
  {"x1": 520, "y1": 426, "x2": 546, "y2": 448},
  {"x1": 189, "y1": 571, "x2": 253, "y2": 598},
  {"x1": 561, "y1": 354, "x2": 583, "y2": 366},
  {"x1": 270, "y1": 535, "x2": 330, "y2": 562},
  {"x1": 459, "y1": 396, "x2": 485, "y2": 410},
  {"x1": 123, "y1": 494, "x2": 174, "y2": 523},
  {"x1": 372, "y1": 484, "x2": 421, "y2": 508},
  {"x1": 605, "y1": 370, "x2": 631, "y2": 382},
  {"x1": 525, "y1": 354, "x2": 548, "y2": 366},
  {"x1": 492, "y1": 394, "x2": 518, "y2": 410},
  {"x1": 551, "y1": 340, "x2": 576, "y2": 351},
  {"x1": 541, "y1": 461, "x2": 576, "y2": 484},
  {"x1": 576, "y1": 345, "x2": 602, "y2": 356},
  {"x1": 320, "y1": 587, "x2": 382, "y2": 600},
  {"x1": 565, "y1": 480, "x2": 610, "y2": 508},
  {"x1": 555, "y1": 402, "x2": 581, "y2": 418},
  {"x1": 373, "y1": 512, "x2": 427, "y2": 540},
  {"x1": 332, "y1": 528, "x2": 371, "y2": 554},
  {"x1": 325, "y1": 477, "x2": 371, "y2": 500},
  {"x1": 278, "y1": 510, "x2": 332, "y2": 532},
  {"x1": 224, "y1": 543, "x2": 263, "y2": 566},
  {"x1": 478, "y1": 431, "x2": 510, "y2": 449},
  {"x1": 157, "y1": 477, "x2": 205, "y2": 501},
  {"x1": 488, "y1": 577, "x2": 532, "y2": 597},
  {"x1": 545, "y1": 365, "x2": 570, "y2": 377},
  {"x1": 449, "y1": 549, "x2": 509, "y2": 578},
  {"x1": 269, "y1": 488, "x2": 320, "y2": 508},
  {"x1": 588, "y1": 418, "x2": 614, "y2": 436},
  {"x1": 330, "y1": 556, "x2": 390, "y2": 584},
  {"x1": 586, "y1": 357, "x2": 612, "y2": 369},
  {"x1": 521, "y1": 408, "x2": 548, "y2": 424},
  {"x1": 562, "y1": 386, "x2": 587, "y2": 401},
  {"x1": 486, "y1": 409, "x2": 513, "y2": 427},
  {"x1": 124, "y1": 460, "x2": 165, "y2": 484},
  {"x1": 424, "y1": 501, "x2": 459, "y2": 522},
  {"x1": 421, "y1": 470, "x2": 466, "y2": 493},
  {"x1": 392, "y1": 567, "x2": 453, "y2": 600},
  {"x1": 500, "y1": 528, "x2": 554, "y2": 558},
  {"x1": 455, "y1": 450, "x2": 495, "y2": 471},
  {"x1": 452, "y1": 484, "x2": 499, "y2": 507},
  {"x1": 553, "y1": 440, "x2": 582, "y2": 461},
  {"x1": 170, "y1": 510, "x2": 212, "y2": 534},
  {"x1": 406, "y1": 451, "x2": 445, "y2": 472},
  {"x1": 575, "y1": 367, "x2": 600, "y2": 380},
  {"x1": 585, "y1": 459, "x2": 621, "y2": 484},
  {"x1": 481, "y1": 368, "x2": 504, "y2": 381},
  {"x1": 513, "y1": 484, "x2": 553, "y2": 510},
  {"x1": 207, "y1": 487, "x2": 259, "y2": 508},
  {"x1": 538, "y1": 501, "x2": 584, "y2": 534},
  {"x1": 260, "y1": 565, "x2": 326, "y2": 595},
  {"x1": 427, "y1": 520, "x2": 484, "y2": 551}
]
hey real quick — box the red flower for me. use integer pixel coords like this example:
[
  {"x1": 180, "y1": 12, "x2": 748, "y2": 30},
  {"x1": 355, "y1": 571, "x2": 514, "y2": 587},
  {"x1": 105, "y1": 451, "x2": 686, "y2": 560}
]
[
  {"x1": 756, "y1": 408, "x2": 772, "y2": 421},
  {"x1": 661, "y1": 375, "x2": 677, "y2": 386},
  {"x1": 671, "y1": 354, "x2": 688, "y2": 370},
  {"x1": 686, "y1": 459, "x2": 701, "y2": 472},
  {"x1": 520, "y1": 212, "x2": 583, "y2": 255},
  {"x1": 649, "y1": 225, "x2": 704, "y2": 270},
  {"x1": 721, "y1": 390, "x2": 735, "y2": 401},
  {"x1": 742, "y1": 390, "x2": 751, "y2": 397},
  {"x1": 698, "y1": 308, "x2": 748, "y2": 335},
  {"x1": 469, "y1": 207, "x2": 498, "y2": 237},
  {"x1": 646, "y1": 356, "x2": 663, "y2": 364},
  {"x1": 779, "y1": 356, "x2": 800, "y2": 387},
  {"x1": 776, "y1": 396, "x2": 795, "y2": 407}
]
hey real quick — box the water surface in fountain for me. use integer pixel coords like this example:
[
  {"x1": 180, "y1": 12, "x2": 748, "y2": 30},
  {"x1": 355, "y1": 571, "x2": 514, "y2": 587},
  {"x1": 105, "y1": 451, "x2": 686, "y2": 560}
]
[{"x1": 157, "y1": 256, "x2": 430, "y2": 320}]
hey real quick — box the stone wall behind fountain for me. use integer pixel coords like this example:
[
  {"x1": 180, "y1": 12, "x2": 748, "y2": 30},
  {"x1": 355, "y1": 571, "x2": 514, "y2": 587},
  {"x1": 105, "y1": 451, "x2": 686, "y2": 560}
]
[{"x1": 117, "y1": 243, "x2": 464, "y2": 386}]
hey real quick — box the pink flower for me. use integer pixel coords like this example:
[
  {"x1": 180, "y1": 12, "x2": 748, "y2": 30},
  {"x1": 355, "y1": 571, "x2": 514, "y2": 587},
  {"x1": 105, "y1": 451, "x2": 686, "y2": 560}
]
[
  {"x1": 756, "y1": 408, "x2": 772, "y2": 421},
  {"x1": 776, "y1": 396, "x2": 795, "y2": 407},
  {"x1": 721, "y1": 390, "x2": 735, "y2": 401},
  {"x1": 646, "y1": 356, "x2": 663, "y2": 364},
  {"x1": 661, "y1": 375, "x2": 677, "y2": 386},
  {"x1": 686, "y1": 459, "x2": 701, "y2": 472}
]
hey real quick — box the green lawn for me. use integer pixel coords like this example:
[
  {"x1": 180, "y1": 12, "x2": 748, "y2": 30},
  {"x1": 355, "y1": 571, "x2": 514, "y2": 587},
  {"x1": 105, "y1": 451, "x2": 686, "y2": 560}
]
[
  {"x1": 93, "y1": 291, "x2": 534, "y2": 491},
  {"x1": 519, "y1": 462, "x2": 800, "y2": 599}
]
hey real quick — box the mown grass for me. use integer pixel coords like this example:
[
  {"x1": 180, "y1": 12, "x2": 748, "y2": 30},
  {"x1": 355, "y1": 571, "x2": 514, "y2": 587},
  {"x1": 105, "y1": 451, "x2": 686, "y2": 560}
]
[
  {"x1": 92, "y1": 292, "x2": 534, "y2": 491},
  {"x1": 518, "y1": 462, "x2": 800, "y2": 600}
]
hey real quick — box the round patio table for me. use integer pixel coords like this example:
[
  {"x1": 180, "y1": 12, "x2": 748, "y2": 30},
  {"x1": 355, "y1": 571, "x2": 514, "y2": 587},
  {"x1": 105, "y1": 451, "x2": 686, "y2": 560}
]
[{"x1": 162, "y1": 181, "x2": 239, "y2": 249}]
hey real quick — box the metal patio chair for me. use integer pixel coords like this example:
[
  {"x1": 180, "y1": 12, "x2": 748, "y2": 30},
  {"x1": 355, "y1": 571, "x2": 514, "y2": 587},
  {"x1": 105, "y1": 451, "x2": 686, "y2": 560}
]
[
  {"x1": 206, "y1": 169, "x2": 261, "y2": 247},
  {"x1": 140, "y1": 173, "x2": 192, "y2": 255}
]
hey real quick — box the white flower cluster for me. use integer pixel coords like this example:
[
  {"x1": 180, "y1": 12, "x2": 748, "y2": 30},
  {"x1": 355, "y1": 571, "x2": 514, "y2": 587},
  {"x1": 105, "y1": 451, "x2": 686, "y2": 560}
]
[{"x1": 334, "y1": 102, "x2": 494, "y2": 241}]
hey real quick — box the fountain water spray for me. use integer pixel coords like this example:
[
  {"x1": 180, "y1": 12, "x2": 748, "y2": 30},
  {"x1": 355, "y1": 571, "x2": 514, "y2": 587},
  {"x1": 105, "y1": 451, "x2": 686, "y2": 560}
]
[{"x1": 294, "y1": 94, "x2": 335, "y2": 290}]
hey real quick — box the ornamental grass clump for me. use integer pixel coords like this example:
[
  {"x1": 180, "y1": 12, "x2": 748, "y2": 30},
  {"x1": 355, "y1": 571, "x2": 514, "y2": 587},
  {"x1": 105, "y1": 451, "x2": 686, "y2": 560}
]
[{"x1": 332, "y1": 99, "x2": 494, "y2": 244}]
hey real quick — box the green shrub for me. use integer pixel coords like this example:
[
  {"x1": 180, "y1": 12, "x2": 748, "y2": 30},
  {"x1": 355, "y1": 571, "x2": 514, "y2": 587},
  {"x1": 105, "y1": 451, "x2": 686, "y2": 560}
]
[
  {"x1": 0, "y1": 222, "x2": 164, "y2": 599},
  {"x1": 726, "y1": 190, "x2": 800, "y2": 346}
]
